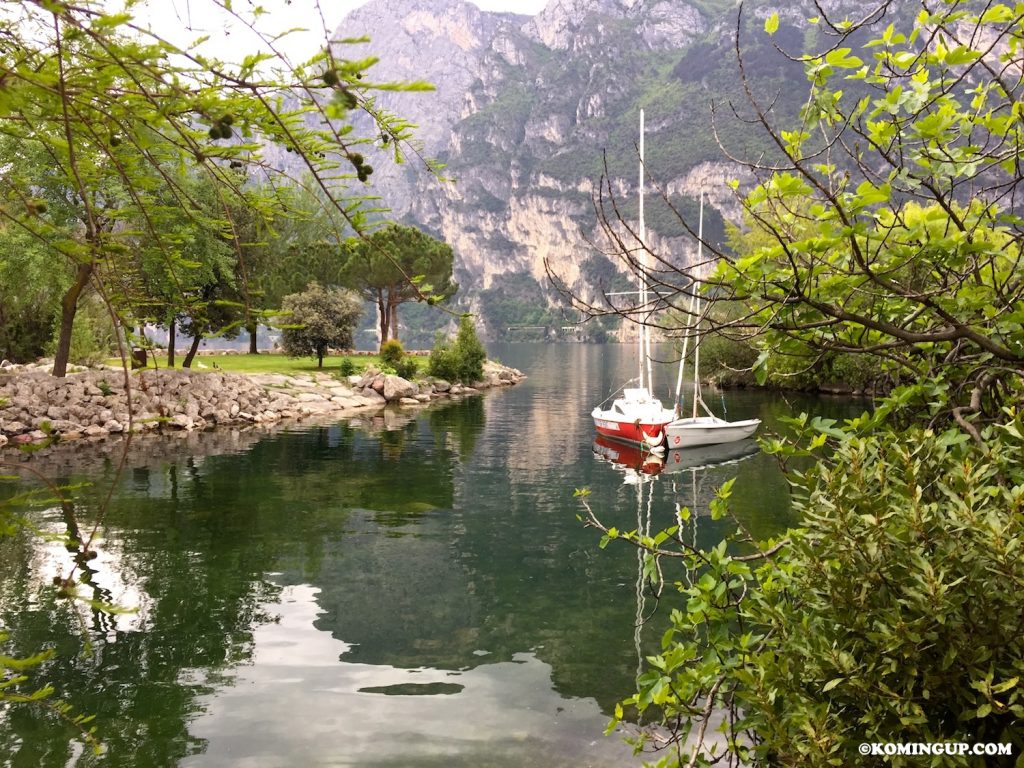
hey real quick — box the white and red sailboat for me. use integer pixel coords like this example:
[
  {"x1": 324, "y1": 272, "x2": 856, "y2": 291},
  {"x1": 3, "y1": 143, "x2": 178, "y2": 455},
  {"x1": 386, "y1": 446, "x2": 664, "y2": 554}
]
[{"x1": 591, "y1": 110, "x2": 675, "y2": 450}]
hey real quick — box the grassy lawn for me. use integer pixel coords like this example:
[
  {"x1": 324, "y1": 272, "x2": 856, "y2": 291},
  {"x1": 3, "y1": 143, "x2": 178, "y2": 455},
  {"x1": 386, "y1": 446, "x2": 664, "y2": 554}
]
[{"x1": 106, "y1": 353, "x2": 413, "y2": 376}]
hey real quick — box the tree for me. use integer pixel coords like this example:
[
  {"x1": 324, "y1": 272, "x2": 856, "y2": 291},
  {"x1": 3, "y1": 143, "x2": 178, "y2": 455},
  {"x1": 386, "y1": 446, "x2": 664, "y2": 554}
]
[
  {"x1": 280, "y1": 283, "x2": 362, "y2": 368},
  {"x1": 0, "y1": 223, "x2": 63, "y2": 362},
  {"x1": 0, "y1": 2, "x2": 431, "y2": 376},
  {"x1": 338, "y1": 223, "x2": 457, "y2": 345},
  {"x1": 573, "y1": 3, "x2": 1024, "y2": 765},
  {"x1": 0, "y1": 0, "x2": 435, "y2": 747},
  {"x1": 229, "y1": 183, "x2": 346, "y2": 354}
]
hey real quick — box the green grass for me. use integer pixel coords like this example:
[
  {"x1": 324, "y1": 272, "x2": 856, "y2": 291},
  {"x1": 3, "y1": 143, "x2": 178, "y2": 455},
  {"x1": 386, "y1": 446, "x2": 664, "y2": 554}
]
[{"x1": 106, "y1": 353, "x2": 413, "y2": 376}]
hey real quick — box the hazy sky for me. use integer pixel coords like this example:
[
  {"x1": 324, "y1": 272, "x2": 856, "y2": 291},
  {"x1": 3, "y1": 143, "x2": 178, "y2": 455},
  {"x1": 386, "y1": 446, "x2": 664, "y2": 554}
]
[{"x1": 135, "y1": 0, "x2": 548, "y2": 67}]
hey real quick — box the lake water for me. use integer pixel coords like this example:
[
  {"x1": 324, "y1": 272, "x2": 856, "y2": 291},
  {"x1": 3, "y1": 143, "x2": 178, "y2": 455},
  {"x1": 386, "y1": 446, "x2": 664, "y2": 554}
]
[{"x1": 0, "y1": 344, "x2": 866, "y2": 767}]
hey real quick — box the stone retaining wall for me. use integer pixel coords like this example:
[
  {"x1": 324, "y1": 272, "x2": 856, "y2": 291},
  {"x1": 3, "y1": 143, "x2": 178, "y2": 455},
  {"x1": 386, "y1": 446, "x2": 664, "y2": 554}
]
[{"x1": 0, "y1": 361, "x2": 525, "y2": 449}]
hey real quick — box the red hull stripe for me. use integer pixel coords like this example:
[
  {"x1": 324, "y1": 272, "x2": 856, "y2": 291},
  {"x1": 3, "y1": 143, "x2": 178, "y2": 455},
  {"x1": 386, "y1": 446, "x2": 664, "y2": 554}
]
[{"x1": 593, "y1": 419, "x2": 667, "y2": 446}]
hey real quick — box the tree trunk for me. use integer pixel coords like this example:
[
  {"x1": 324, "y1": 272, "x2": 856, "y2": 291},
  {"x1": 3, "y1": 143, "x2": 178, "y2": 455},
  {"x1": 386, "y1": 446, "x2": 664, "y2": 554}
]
[
  {"x1": 182, "y1": 332, "x2": 202, "y2": 368},
  {"x1": 131, "y1": 325, "x2": 149, "y2": 370},
  {"x1": 167, "y1": 320, "x2": 176, "y2": 367},
  {"x1": 247, "y1": 317, "x2": 258, "y2": 354},
  {"x1": 317, "y1": 346, "x2": 324, "y2": 368},
  {"x1": 389, "y1": 300, "x2": 399, "y2": 344},
  {"x1": 52, "y1": 262, "x2": 93, "y2": 377},
  {"x1": 378, "y1": 292, "x2": 390, "y2": 344}
]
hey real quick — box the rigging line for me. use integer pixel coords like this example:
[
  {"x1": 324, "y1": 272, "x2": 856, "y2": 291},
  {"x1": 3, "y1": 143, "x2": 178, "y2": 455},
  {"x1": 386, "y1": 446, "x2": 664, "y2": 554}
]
[{"x1": 597, "y1": 377, "x2": 640, "y2": 408}]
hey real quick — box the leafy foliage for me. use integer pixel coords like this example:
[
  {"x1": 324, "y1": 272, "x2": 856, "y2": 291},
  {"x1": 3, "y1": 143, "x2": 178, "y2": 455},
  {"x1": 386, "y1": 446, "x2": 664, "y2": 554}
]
[
  {"x1": 0, "y1": 0, "x2": 434, "y2": 753},
  {"x1": 339, "y1": 223, "x2": 457, "y2": 344},
  {"x1": 428, "y1": 316, "x2": 486, "y2": 384},
  {"x1": 378, "y1": 338, "x2": 418, "y2": 379},
  {"x1": 45, "y1": 294, "x2": 117, "y2": 367},
  {"x1": 0, "y1": 1, "x2": 430, "y2": 375},
  {"x1": 580, "y1": 2, "x2": 1024, "y2": 765},
  {"x1": 595, "y1": 417, "x2": 1024, "y2": 766},
  {"x1": 379, "y1": 339, "x2": 405, "y2": 367},
  {"x1": 338, "y1": 358, "x2": 362, "y2": 377},
  {"x1": 479, "y1": 273, "x2": 557, "y2": 336},
  {"x1": 0, "y1": 222, "x2": 65, "y2": 362},
  {"x1": 280, "y1": 283, "x2": 362, "y2": 368}
]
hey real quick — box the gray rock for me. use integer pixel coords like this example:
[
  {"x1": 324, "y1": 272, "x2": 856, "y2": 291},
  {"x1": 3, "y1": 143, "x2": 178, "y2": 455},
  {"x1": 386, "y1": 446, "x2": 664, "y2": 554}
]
[
  {"x1": 382, "y1": 375, "x2": 417, "y2": 402},
  {"x1": 356, "y1": 369, "x2": 379, "y2": 389},
  {"x1": 357, "y1": 390, "x2": 387, "y2": 406}
]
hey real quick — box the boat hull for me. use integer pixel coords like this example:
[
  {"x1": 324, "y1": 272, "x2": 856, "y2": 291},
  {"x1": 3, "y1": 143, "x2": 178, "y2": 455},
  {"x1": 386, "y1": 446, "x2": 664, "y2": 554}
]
[
  {"x1": 592, "y1": 415, "x2": 669, "y2": 447},
  {"x1": 663, "y1": 417, "x2": 761, "y2": 448}
]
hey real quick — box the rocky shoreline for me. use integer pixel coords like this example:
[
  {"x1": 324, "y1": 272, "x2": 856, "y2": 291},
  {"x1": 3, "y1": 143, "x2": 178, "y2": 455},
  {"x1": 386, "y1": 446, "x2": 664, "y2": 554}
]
[{"x1": 0, "y1": 361, "x2": 525, "y2": 450}]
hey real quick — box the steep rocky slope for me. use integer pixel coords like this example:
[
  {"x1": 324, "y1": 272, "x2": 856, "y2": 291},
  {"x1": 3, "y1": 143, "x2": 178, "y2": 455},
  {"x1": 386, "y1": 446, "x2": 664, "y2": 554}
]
[{"x1": 330, "y1": 0, "x2": 851, "y2": 340}]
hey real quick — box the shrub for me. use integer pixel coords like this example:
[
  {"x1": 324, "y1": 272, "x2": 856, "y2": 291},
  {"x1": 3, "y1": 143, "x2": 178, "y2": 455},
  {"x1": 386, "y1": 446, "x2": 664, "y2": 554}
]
[
  {"x1": 698, "y1": 332, "x2": 757, "y2": 387},
  {"x1": 427, "y1": 333, "x2": 458, "y2": 382},
  {"x1": 428, "y1": 316, "x2": 486, "y2": 383},
  {"x1": 338, "y1": 358, "x2": 361, "y2": 377},
  {"x1": 394, "y1": 357, "x2": 418, "y2": 380},
  {"x1": 452, "y1": 315, "x2": 486, "y2": 382},
  {"x1": 597, "y1": 414, "x2": 1024, "y2": 766},
  {"x1": 379, "y1": 338, "x2": 404, "y2": 367}
]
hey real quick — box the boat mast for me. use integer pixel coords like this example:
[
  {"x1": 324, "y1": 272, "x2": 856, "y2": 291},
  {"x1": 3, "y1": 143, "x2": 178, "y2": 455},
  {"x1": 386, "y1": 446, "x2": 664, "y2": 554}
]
[
  {"x1": 637, "y1": 110, "x2": 651, "y2": 393},
  {"x1": 692, "y1": 191, "x2": 704, "y2": 419},
  {"x1": 673, "y1": 190, "x2": 704, "y2": 418},
  {"x1": 673, "y1": 289, "x2": 696, "y2": 417}
]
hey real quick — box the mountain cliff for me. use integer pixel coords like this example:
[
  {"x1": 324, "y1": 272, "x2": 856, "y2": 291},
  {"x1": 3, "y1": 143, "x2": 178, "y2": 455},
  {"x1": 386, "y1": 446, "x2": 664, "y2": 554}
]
[{"x1": 332, "y1": 0, "x2": 824, "y2": 341}]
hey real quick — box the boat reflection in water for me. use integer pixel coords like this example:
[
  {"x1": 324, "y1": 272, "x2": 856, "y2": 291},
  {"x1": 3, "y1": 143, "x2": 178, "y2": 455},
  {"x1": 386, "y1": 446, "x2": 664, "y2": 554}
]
[
  {"x1": 592, "y1": 435, "x2": 760, "y2": 478},
  {"x1": 589, "y1": 434, "x2": 761, "y2": 761}
]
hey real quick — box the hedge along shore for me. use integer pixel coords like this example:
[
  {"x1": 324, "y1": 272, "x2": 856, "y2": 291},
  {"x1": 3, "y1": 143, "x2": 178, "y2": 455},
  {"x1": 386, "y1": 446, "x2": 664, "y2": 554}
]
[{"x1": 0, "y1": 360, "x2": 526, "y2": 450}]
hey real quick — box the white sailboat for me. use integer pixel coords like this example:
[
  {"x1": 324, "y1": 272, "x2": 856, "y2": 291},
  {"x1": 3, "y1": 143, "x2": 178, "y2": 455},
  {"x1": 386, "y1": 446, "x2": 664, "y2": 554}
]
[
  {"x1": 663, "y1": 193, "x2": 761, "y2": 449},
  {"x1": 591, "y1": 109, "x2": 675, "y2": 451}
]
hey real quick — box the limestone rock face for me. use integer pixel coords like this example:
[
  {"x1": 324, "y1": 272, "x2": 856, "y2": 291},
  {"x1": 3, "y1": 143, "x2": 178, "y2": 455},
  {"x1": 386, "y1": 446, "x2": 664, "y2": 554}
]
[{"x1": 312, "y1": 0, "x2": 833, "y2": 339}]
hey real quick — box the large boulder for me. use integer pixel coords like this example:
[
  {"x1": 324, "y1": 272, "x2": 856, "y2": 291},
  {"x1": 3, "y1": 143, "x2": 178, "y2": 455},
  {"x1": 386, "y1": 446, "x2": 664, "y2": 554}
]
[{"x1": 382, "y1": 375, "x2": 418, "y2": 402}]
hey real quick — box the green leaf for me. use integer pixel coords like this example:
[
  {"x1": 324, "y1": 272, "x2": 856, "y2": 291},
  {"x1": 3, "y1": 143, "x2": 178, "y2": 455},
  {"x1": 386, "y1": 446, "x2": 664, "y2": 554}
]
[
  {"x1": 825, "y1": 48, "x2": 864, "y2": 69},
  {"x1": 765, "y1": 12, "x2": 779, "y2": 35},
  {"x1": 823, "y1": 678, "x2": 844, "y2": 692}
]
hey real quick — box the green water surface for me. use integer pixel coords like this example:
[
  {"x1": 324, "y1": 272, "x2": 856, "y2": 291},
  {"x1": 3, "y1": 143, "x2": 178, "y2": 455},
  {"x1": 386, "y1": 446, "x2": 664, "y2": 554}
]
[{"x1": 0, "y1": 344, "x2": 867, "y2": 767}]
